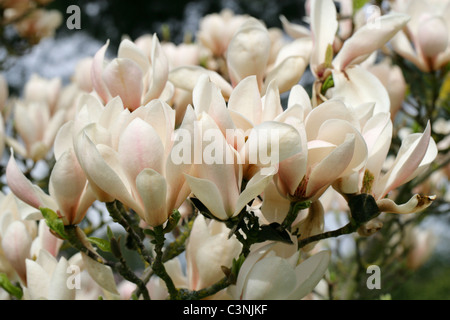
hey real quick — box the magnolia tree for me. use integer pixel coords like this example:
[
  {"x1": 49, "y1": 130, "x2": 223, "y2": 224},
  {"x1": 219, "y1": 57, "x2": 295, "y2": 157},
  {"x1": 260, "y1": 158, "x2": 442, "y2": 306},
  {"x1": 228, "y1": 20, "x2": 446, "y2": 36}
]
[{"x1": 0, "y1": 0, "x2": 448, "y2": 300}]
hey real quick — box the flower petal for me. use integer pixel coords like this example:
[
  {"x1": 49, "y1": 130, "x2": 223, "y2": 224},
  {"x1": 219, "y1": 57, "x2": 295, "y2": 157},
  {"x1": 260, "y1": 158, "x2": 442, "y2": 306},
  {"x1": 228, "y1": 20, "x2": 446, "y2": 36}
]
[{"x1": 136, "y1": 168, "x2": 168, "y2": 227}]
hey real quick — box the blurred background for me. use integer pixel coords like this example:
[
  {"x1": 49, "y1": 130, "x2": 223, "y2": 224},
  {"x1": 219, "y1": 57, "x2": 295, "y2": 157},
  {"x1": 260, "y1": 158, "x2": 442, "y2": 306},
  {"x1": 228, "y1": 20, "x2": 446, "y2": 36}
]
[{"x1": 1, "y1": 0, "x2": 449, "y2": 300}]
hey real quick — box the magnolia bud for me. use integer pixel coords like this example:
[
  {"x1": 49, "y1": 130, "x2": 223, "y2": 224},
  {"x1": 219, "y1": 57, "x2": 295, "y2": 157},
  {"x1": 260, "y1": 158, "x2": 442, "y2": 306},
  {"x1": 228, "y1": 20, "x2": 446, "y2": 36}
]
[{"x1": 418, "y1": 15, "x2": 448, "y2": 58}]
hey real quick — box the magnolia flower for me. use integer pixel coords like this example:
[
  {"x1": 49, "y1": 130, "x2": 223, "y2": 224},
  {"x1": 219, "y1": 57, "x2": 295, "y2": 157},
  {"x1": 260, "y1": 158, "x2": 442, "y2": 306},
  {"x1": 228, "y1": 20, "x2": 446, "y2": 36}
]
[
  {"x1": 390, "y1": 0, "x2": 450, "y2": 72},
  {"x1": 6, "y1": 147, "x2": 96, "y2": 225},
  {"x1": 197, "y1": 9, "x2": 249, "y2": 58},
  {"x1": 23, "y1": 74, "x2": 62, "y2": 115},
  {"x1": 1, "y1": 220, "x2": 33, "y2": 284},
  {"x1": 91, "y1": 34, "x2": 173, "y2": 111},
  {"x1": 6, "y1": 98, "x2": 66, "y2": 162},
  {"x1": 228, "y1": 241, "x2": 330, "y2": 300},
  {"x1": 184, "y1": 112, "x2": 276, "y2": 221},
  {"x1": 73, "y1": 99, "x2": 192, "y2": 227},
  {"x1": 170, "y1": 16, "x2": 310, "y2": 100},
  {"x1": 185, "y1": 215, "x2": 242, "y2": 292},
  {"x1": 364, "y1": 122, "x2": 438, "y2": 214},
  {"x1": 365, "y1": 57, "x2": 407, "y2": 120},
  {"x1": 24, "y1": 249, "x2": 76, "y2": 300},
  {"x1": 308, "y1": 0, "x2": 409, "y2": 112},
  {"x1": 13, "y1": 8, "x2": 62, "y2": 44},
  {"x1": 227, "y1": 17, "x2": 309, "y2": 94},
  {"x1": 275, "y1": 99, "x2": 367, "y2": 202}
]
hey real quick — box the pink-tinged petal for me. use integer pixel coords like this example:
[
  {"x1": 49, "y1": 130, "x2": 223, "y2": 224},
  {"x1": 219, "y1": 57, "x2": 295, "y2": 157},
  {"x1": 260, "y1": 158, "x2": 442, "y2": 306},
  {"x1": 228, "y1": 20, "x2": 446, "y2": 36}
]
[
  {"x1": 193, "y1": 113, "x2": 241, "y2": 206},
  {"x1": 226, "y1": 18, "x2": 271, "y2": 89},
  {"x1": 242, "y1": 255, "x2": 297, "y2": 300},
  {"x1": 37, "y1": 220, "x2": 63, "y2": 257},
  {"x1": 74, "y1": 129, "x2": 135, "y2": 205},
  {"x1": 304, "y1": 99, "x2": 359, "y2": 139},
  {"x1": 418, "y1": 15, "x2": 448, "y2": 58},
  {"x1": 184, "y1": 174, "x2": 228, "y2": 220},
  {"x1": 306, "y1": 135, "x2": 355, "y2": 200},
  {"x1": 228, "y1": 75, "x2": 262, "y2": 126},
  {"x1": 43, "y1": 109, "x2": 66, "y2": 150},
  {"x1": 234, "y1": 167, "x2": 275, "y2": 217},
  {"x1": 169, "y1": 65, "x2": 233, "y2": 100},
  {"x1": 279, "y1": 15, "x2": 311, "y2": 39},
  {"x1": 261, "y1": 80, "x2": 283, "y2": 122},
  {"x1": 142, "y1": 34, "x2": 169, "y2": 104},
  {"x1": 91, "y1": 41, "x2": 112, "y2": 104},
  {"x1": 102, "y1": 58, "x2": 143, "y2": 111},
  {"x1": 54, "y1": 121, "x2": 74, "y2": 161},
  {"x1": 261, "y1": 181, "x2": 291, "y2": 224},
  {"x1": 330, "y1": 66, "x2": 391, "y2": 114},
  {"x1": 377, "y1": 194, "x2": 436, "y2": 214},
  {"x1": 6, "y1": 151, "x2": 55, "y2": 211},
  {"x1": 310, "y1": 0, "x2": 338, "y2": 77},
  {"x1": 118, "y1": 38, "x2": 150, "y2": 73},
  {"x1": 288, "y1": 250, "x2": 330, "y2": 300},
  {"x1": 2, "y1": 221, "x2": 32, "y2": 284},
  {"x1": 376, "y1": 122, "x2": 436, "y2": 198},
  {"x1": 136, "y1": 169, "x2": 168, "y2": 227},
  {"x1": 244, "y1": 121, "x2": 303, "y2": 168},
  {"x1": 263, "y1": 55, "x2": 307, "y2": 95},
  {"x1": 391, "y1": 31, "x2": 428, "y2": 72},
  {"x1": 49, "y1": 148, "x2": 90, "y2": 225},
  {"x1": 315, "y1": 119, "x2": 367, "y2": 178},
  {"x1": 362, "y1": 112, "x2": 393, "y2": 181},
  {"x1": 193, "y1": 74, "x2": 235, "y2": 135},
  {"x1": 118, "y1": 118, "x2": 165, "y2": 188},
  {"x1": 333, "y1": 13, "x2": 410, "y2": 71},
  {"x1": 287, "y1": 85, "x2": 312, "y2": 118},
  {"x1": 132, "y1": 99, "x2": 175, "y2": 157}
]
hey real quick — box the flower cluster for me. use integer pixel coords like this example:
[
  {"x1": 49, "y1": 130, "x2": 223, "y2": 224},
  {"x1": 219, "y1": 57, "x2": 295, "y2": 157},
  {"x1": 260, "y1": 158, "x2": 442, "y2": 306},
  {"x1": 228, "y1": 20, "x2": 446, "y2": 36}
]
[{"x1": 0, "y1": 0, "x2": 448, "y2": 300}]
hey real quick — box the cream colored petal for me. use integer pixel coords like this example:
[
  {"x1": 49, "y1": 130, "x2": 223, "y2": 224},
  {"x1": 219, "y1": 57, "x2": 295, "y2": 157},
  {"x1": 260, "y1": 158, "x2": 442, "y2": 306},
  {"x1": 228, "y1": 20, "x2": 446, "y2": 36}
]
[
  {"x1": 91, "y1": 40, "x2": 111, "y2": 103},
  {"x1": 261, "y1": 181, "x2": 291, "y2": 223},
  {"x1": 102, "y1": 58, "x2": 143, "y2": 111},
  {"x1": 227, "y1": 75, "x2": 262, "y2": 125},
  {"x1": 48, "y1": 257, "x2": 76, "y2": 300},
  {"x1": 49, "y1": 148, "x2": 89, "y2": 225},
  {"x1": 310, "y1": 0, "x2": 338, "y2": 76},
  {"x1": 241, "y1": 255, "x2": 297, "y2": 300},
  {"x1": 333, "y1": 13, "x2": 410, "y2": 70},
  {"x1": 377, "y1": 194, "x2": 436, "y2": 214},
  {"x1": 184, "y1": 174, "x2": 228, "y2": 220},
  {"x1": 226, "y1": 18, "x2": 271, "y2": 89},
  {"x1": 136, "y1": 168, "x2": 168, "y2": 227},
  {"x1": 118, "y1": 117, "x2": 165, "y2": 186},
  {"x1": 330, "y1": 66, "x2": 391, "y2": 115},
  {"x1": 81, "y1": 252, "x2": 119, "y2": 295},
  {"x1": 169, "y1": 65, "x2": 233, "y2": 100},
  {"x1": 2, "y1": 221, "x2": 32, "y2": 284},
  {"x1": 287, "y1": 250, "x2": 330, "y2": 300},
  {"x1": 6, "y1": 151, "x2": 56, "y2": 211},
  {"x1": 143, "y1": 34, "x2": 170, "y2": 104},
  {"x1": 25, "y1": 258, "x2": 50, "y2": 299}
]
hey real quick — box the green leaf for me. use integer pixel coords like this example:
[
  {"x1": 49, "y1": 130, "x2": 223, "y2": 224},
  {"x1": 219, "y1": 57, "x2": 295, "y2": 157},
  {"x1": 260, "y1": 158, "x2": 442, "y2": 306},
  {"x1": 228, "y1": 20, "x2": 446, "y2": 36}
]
[
  {"x1": 88, "y1": 237, "x2": 111, "y2": 253},
  {"x1": 40, "y1": 207, "x2": 67, "y2": 239},
  {"x1": 0, "y1": 273, "x2": 23, "y2": 299}
]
